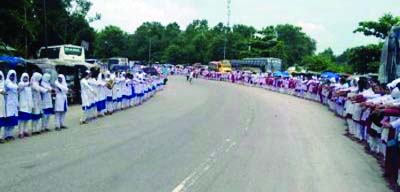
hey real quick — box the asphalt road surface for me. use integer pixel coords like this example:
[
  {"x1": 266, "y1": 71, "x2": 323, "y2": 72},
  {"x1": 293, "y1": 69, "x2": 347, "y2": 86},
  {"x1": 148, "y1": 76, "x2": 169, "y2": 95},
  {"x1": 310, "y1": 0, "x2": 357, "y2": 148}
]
[{"x1": 0, "y1": 76, "x2": 391, "y2": 192}]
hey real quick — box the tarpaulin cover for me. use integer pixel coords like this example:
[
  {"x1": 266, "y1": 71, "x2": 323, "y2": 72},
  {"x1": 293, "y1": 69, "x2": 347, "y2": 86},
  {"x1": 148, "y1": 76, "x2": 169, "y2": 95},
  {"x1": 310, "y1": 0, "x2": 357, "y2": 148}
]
[{"x1": 0, "y1": 56, "x2": 25, "y2": 68}]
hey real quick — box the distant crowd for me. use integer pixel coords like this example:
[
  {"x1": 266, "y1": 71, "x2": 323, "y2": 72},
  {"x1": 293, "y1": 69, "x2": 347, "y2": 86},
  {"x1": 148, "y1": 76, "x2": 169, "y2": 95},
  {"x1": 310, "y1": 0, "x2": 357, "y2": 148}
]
[{"x1": 175, "y1": 67, "x2": 400, "y2": 188}]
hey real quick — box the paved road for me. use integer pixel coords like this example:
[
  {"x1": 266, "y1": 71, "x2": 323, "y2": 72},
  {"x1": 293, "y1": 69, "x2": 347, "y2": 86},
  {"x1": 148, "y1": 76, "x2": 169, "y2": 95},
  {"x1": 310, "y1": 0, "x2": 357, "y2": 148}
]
[{"x1": 0, "y1": 76, "x2": 391, "y2": 192}]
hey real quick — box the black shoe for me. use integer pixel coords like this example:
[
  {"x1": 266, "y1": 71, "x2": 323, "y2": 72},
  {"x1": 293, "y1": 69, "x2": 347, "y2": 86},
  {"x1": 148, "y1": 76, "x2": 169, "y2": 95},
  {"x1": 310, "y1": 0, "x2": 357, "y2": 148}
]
[
  {"x1": 61, "y1": 126, "x2": 68, "y2": 129},
  {"x1": 55, "y1": 127, "x2": 61, "y2": 131},
  {"x1": 0, "y1": 139, "x2": 5, "y2": 144}
]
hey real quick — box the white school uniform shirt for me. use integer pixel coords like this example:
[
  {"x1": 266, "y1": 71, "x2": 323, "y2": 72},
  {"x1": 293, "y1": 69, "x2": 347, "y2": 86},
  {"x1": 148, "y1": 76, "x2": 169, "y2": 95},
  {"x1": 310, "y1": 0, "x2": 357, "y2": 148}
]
[
  {"x1": 55, "y1": 74, "x2": 69, "y2": 112},
  {"x1": 31, "y1": 73, "x2": 48, "y2": 114},
  {"x1": 96, "y1": 74, "x2": 106, "y2": 102},
  {"x1": 87, "y1": 77, "x2": 98, "y2": 105},
  {"x1": 0, "y1": 71, "x2": 5, "y2": 118},
  {"x1": 41, "y1": 73, "x2": 53, "y2": 110},
  {"x1": 125, "y1": 79, "x2": 132, "y2": 97},
  {"x1": 5, "y1": 70, "x2": 18, "y2": 117},
  {"x1": 80, "y1": 78, "x2": 94, "y2": 107},
  {"x1": 18, "y1": 73, "x2": 33, "y2": 113}
]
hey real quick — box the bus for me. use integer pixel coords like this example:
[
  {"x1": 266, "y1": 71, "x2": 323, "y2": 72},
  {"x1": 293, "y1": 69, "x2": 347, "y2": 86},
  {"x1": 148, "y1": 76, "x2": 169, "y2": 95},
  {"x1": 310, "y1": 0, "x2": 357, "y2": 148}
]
[
  {"x1": 208, "y1": 60, "x2": 232, "y2": 73},
  {"x1": 38, "y1": 44, "x2": 86, "y2": 62}
]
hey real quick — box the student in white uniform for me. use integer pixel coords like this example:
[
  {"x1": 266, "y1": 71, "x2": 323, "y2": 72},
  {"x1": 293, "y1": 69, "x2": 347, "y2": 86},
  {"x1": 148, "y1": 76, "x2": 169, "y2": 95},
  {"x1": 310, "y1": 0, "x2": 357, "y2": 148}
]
[
  {"x1": 31, "y1": 72, "x2": 49, "y2": 134},
  {"x1": 41, "y1": 73, "x2": 54, "y2": 132},
  {"x1": 80, "y1": 71, "x2": 96, "y2": 124},
  {"x1": 54, "y1": 74, "x2": 69, "y2": 130},
  {"x1": 96, "y1": 73, "x2": 106, "y2": 116},
  {"x1": 0, "y1": 71, "x2": 5, "y2": 143},
  {"x1": 4, "y1": 70, "x2": 19, "y2": 141},
  {"x1": 18, "y1": 73, "x2": 33, "y2": 138},
  {"x1": 87, "y1": 73, "x2": 98, "y2": 119},
  {"x1": 111, "y1": 73, "x2": 119, "y2": 111},
  {"x1": 105, "y1": 71, "x2": 114, "y2": 115}
]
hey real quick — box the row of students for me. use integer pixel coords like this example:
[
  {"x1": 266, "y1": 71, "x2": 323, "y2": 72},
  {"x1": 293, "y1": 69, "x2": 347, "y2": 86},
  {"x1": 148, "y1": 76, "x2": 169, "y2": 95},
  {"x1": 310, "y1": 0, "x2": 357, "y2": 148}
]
[
  {"x1": 195, "y1": 69, "x2": 400, "y2": 188},
  {"x1": 0, "y1": 70, "x2": 69, "y2": 143},
  {"x1": 79, "y1": 70, "x2": 165, "y2": 124}
]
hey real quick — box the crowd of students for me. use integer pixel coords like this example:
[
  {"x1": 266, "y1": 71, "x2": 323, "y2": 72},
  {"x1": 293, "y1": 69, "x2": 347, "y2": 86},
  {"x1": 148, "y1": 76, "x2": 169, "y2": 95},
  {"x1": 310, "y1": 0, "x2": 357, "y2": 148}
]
[
  {"x1": 0, "y1": 69, "x2": 166, "y2": 144},
  {"x1": 78, "y1": 70, "x2": 165, "y2": 124},
  {"x1": 186, "y1": 69, "x2": 400, "y2": 188},
  {"x1": 0, "y1": 70, "x2": 69, "y2": 143}
]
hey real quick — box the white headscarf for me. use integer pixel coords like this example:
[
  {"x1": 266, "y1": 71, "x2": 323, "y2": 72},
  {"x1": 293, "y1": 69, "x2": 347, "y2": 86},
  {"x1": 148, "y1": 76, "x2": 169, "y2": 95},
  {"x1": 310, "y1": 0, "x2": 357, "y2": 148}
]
[
  {"x1": 55, "y1": 74, "x2": 68, "y2": 92},
  {"x1": 31, "y1": 72, "x2": 42, "y2": 84},
  {"x1": 42, "y1": 73, "x2": 51, "y2": 83},
  {"x1": 0, "y1": 71, "x2": 4, "y2": 88},
  {"x1": 19, "y1": 73, "x2": 30, "y2": 85},
  {"x1": 391, "y1": 87, "x2": 400, "y2": 99},
  {"x1": 6, "y1": 70, "x2": 17, "y2": 84}
]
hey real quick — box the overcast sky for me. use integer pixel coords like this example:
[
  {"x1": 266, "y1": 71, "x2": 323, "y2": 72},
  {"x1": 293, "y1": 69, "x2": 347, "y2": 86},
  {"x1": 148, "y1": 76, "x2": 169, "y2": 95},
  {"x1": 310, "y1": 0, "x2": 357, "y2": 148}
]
[{"x1": 88, "y1": 0, "x2": 399, "y2": 54}]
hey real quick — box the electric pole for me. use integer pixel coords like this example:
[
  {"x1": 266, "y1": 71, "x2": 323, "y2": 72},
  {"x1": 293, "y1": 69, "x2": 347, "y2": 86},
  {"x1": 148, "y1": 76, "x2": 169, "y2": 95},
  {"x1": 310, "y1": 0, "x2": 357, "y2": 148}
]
[
  {"x1": 43, "y1": 0, "x2": 48, "y2": 48},
  {"x1": 223, "y1": 0, "x2": 231, "y2": 60}
]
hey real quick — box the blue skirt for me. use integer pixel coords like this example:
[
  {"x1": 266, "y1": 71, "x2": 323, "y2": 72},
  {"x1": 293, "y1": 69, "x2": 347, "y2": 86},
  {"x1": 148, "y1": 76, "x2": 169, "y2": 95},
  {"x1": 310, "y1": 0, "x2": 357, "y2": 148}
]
[
  {"x1": 4, "y1": 116, "x2": 18, "y2": 126},
  {"x1": 97, "y1": 100, "x2": 106, "y2": 111},
  {"x1": 107, "y1": 96, "x2": 113, "y2": 102},
  {"x1": 43, "y1": 108, "x2": 54, "y2": 115},
  {"x1": 31, "y1": 113, "x2": 42, "y2": 121},
  {"x1": 19, "y1": 111, "x2": 32, "y2": 121},
  {"x1": 0, "y1": 117, "x2": 5, "y2": 127}
]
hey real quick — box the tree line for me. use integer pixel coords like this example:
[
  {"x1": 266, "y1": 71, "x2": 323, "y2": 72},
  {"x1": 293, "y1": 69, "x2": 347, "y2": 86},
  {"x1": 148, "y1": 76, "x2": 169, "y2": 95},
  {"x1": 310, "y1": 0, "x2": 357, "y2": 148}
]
[{"x1": 0, "y1": 0, "x2": 399, "y2": 74}]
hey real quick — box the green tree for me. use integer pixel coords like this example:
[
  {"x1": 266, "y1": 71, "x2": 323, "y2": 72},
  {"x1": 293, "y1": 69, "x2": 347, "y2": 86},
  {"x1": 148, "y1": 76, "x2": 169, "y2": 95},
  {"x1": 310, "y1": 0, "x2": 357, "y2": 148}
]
[
  {"x1": 354, "y1": 13, "x2": 400, "y2": 39},
  {"x1": 347, "y1": 44, "x2": 383, "y2": 74},
  {"x1": 319, "y1": 48, "x2": 335, "y2": 61},
  {"x1": 275, "y1": 24, "x2": 316, "y2": 68},
  {"x1": 0, "y1": 0, "x2": 97, "y2": 57},
  {"x1": 303, "y1": 55, "x2": 331, "y2": 72},
  {"x1": 94, "y1": 25, "x2": 128, "y2": 58}
]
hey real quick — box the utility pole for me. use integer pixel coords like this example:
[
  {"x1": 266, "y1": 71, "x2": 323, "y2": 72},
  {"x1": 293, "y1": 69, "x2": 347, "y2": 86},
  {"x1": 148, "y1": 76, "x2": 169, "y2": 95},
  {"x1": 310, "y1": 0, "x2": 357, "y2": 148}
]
[
  {"x1": 43, "y1": 0, "x2": 48, "y2": 48},
  {"x1": 223, "y1": 0, "x2": 231, "y2": 60},
  {"x1": 148, "y1": 38, "x2": 152, "y2": 65},
  {"x1": 24, "y1": 5, "x2": 28, "y2": 57}
]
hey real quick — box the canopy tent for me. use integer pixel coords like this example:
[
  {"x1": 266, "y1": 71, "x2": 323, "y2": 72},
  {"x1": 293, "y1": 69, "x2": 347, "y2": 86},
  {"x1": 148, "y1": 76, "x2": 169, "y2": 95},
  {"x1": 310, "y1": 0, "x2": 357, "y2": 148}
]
[
  {"x1": 0, "y1": 56, "x2": 25, "y2": 68},
  {"x1": 321, "y1": 72, "x2": 339, "y2": 80},
  {"x1": 273, "y1": 71, "x2": 282, "y2": 77}
]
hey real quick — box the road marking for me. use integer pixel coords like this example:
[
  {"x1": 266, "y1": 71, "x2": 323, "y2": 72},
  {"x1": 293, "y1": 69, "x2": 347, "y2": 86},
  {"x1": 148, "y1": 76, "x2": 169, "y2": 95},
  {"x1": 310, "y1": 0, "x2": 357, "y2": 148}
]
[
  {"x1": 171, "y1": 139, "x2": 237, "y2": 192},
  {"x1": 225, "y1": 142, "x2": 236, "y2": 152}
]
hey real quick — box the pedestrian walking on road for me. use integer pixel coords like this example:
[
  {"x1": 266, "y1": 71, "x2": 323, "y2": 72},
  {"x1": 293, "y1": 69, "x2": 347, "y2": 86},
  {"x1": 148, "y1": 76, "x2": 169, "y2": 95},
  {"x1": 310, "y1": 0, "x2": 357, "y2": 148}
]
[
  {"x1": 189, "y1": 71, "x2": 194, "y2": 84},
  {"x1": 54, "y1": 74, "x2": 69, "y2": 130},
  {"x1": 18, "y1": 73, "x2": 33, "y2": 138}
]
